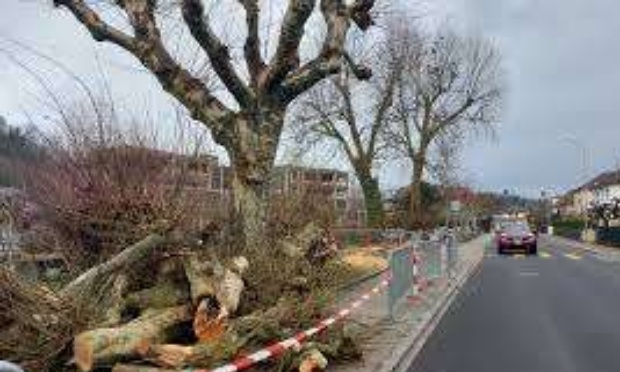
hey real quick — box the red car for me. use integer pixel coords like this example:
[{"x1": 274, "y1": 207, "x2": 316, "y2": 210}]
[{"x1": 496, "y1": 222, "x2": 538, "y2": 255}]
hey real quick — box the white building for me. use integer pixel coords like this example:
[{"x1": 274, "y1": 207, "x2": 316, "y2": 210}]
[
  {"x1": 589, "y1": 171, "x2": 620, "y2": 206},
  {"x1": 563, "y1": 170, "x2": 620, "y2": 217}
]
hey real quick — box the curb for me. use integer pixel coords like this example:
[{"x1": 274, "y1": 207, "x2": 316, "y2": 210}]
[
  {"x1": 379, "y1": 251, "x2": 484, "y2": 372},
  {"x1": 338, "y1": 268, "x2": 388, "y2": 292}
]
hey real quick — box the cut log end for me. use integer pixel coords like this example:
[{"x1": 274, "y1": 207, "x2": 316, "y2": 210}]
[{"x1": 73, "y1": 333, "x2": 94, "y2": 372}]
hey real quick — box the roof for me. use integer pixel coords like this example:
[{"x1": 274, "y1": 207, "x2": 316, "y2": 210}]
[{"x1": 581, "y1": 170, "x2": 620, "y2": 191}]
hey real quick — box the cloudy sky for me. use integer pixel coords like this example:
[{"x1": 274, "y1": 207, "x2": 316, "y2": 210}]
[{"x1": 1, "y1": 0, "x2": 620, "y2": 197}]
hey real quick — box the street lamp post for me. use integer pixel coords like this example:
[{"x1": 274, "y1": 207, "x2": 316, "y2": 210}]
[{"x1": 562, "y1": 136, "x2": 591, "y2": 231}]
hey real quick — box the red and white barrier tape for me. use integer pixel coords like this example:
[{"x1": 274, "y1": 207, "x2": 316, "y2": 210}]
[{"x1": 189, "y1": 276, "x2": 391, "y2": 372}]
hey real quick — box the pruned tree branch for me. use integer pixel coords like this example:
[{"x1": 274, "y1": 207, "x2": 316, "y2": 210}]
[
  {"x1": 52, "y1": 0, "x2": 137, "y2": 51},
  {"x1": 280, "y1": 0, "x2": 374, "y2": 103},
  {"x1": 264, "y1": 0, "x2": 317, "y2": 92},
  {"x1": 54, "y1": 0, "x2": 233, "y2": 141},
  {"x1": 239, "y1": 0, "x2": 266, "y2": 85},
  {"x1": 181, "y1": 0, "x2": 253, "y2": 107}
]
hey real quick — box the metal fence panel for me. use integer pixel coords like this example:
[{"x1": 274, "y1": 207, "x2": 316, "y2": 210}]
[
  {"x1": 418, "y1": 240, "x2": 442, "y2": 280},
  {"x1": 387, "y1": 230, "x2": 459, "y2": 318},
  {"x1": 387, "y1": 241, "x2": 414, "y2": 317}
]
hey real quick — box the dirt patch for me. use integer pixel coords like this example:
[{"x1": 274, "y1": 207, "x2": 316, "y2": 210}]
[{"x1": 340, "y1": 252, "x2": 388, "y2": 273}]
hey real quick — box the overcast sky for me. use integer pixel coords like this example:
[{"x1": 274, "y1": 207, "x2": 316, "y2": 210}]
[
  {"x1": 2, "y1": 0, "x2": 620, "y2": 198},
  {"x1": 427, "y1": 0, "x2": 620, "y2": 197}
]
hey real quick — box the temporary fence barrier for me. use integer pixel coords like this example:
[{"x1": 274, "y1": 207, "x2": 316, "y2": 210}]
[{"x1": 387, "y1": 229, "x2": 458, "y2": 319}]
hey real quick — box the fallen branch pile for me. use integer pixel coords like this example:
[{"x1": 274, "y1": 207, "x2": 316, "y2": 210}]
[{"x1": 0, "y1": 226, "x2": 361, "y2": 372}]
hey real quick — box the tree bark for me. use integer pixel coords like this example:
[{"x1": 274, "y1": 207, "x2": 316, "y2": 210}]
[
  {"x1": 410, "y1": 151, "x2": 427, "y2": 229},
  {"x1": 231, "y1": 172, "x2": 268, "y2": 251},
  {"x1": 124, "y1": 281, "x2": 190, "y2": 313},
  {"x1": 73, "y1": 306, "x2": 192, "y2": 372},
  {"x1": 61, "y1": 234, "x2": 167, "y2": 300},
  {"x1": 357, "y1": 171, "x2": 384, "y2": 228},
  {"x1": 227, "y1": 110, "x2": 284, "y2": 251},
  {"x1": 139, "y1": 336, "x2": 242, "y2": 369}
]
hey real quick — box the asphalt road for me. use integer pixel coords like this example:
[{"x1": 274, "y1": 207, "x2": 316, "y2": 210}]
[{"x1": 408, "y1": 236, "x2": 620, "y2": 372}]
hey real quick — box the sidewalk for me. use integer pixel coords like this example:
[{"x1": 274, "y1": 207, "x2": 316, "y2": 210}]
[
  {"x1": 330, "y1": 236, "x2": 486, "y2": 372},
  {"x1": 542, "y1": 234, "x2": 620, "y2": 260}
]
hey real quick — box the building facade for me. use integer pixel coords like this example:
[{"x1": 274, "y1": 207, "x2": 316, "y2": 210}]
[
  {"x1": 561, "y1": 170, "x2": 620, "y2": 217},
  {"x1": 162, "y1": 156, "x2": 366, "y2": 227},
  {"x1": 270, "y1": 165, "x2": 365, "y2": 227}
]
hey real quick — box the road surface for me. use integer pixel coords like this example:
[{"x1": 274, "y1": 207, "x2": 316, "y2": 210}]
[{"x1": 408, "y1": 236, "x2": 620, "y2": 372}]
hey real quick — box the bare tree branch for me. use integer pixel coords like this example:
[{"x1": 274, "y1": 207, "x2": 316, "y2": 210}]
[
  {"x1": 53, "y1": 0, "x2": 137, "y2": 51},
  {"x1": 279, "y1": 0, "x2": 374, "y2": 103},
  {"x1": 181, "y1": 0, "x2": 252, "y2": 107},
  {"x1": 264, "y1": 0, "x2": 317, "y2": 92},
  {"x1": 54, "y1": 0, "x2": 233, "y2": 141},
  {"x1": 239, "y1": 0, "x2": 266, "y2": 85}
]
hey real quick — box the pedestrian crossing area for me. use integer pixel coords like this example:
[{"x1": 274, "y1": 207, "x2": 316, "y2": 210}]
[{"x1": 485, "y1": 251, "x2": 584, "y2": 260}]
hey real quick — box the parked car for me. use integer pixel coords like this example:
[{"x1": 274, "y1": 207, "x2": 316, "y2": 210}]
[{"x1": 496, "y1": 222, "x2": 538, "y2": 255}]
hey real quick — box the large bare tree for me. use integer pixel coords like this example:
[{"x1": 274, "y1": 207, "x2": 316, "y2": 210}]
[
  {"x1": 389, "y1": 26, "x2": 502, "y2": 227},
  {"x1": 50, "y1": 0, "x2": 377, "y2": 249},
  {"x1": 290, "y1": 36, "x2": 405, "y2": 227}
]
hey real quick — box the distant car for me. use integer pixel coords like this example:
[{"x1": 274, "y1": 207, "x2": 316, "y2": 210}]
[{"x1": 496, "y1": 222, "x2": 537, "y2": 255}]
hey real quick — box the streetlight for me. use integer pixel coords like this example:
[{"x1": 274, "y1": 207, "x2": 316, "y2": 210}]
[
  {"x1": 562, "y1": 135, "x2": 590, "y2": 184},
  {"x1": 561, "y1": 135, "x2": 591, "y2": 232}
]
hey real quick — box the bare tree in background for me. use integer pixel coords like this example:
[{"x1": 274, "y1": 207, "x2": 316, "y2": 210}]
[
  {"x1": 388, "y1": 25, "x2": 502, "y2": 228},
  {"x1": 50, "y1": 0, "x2": 378, "y2": 249},
  {"x1": 290, "y1": 35, "x2": 405, "y2": 227},
  {"x1": 428, "y1": 128, "x2": 464, "y2": 194}
]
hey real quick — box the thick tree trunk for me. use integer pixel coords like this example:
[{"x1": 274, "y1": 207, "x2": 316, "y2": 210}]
[
  {"x1": 227, "y1": 110, "x2": 284, "y2": 251},
  {"x1": 231, "y1": 173, "x2": 269, "y2": 250},
  {"x1": 357, "y1": 172, "x2": 384, "y2": 228},
  {"x1": 410, "y1": 152, "x2": 427, "y2": 229}
]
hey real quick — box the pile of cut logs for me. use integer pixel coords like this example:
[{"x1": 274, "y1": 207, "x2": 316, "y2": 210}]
[{"x1": 1, "y1": 225, "x2": 353, "y2": 372}]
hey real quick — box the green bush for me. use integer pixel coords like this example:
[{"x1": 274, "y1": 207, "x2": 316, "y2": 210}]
[{"x1": 553, "y1": 218, "x2": 584, "y2": 239}]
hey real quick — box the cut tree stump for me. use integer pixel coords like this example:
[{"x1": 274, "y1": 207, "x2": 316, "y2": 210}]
[
  {"x1": 182, "y1": 253, "x2": 247, "y2": 343},
  {"x1": 73, "y1": 306, "x2": 192, "y2": 372}
]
